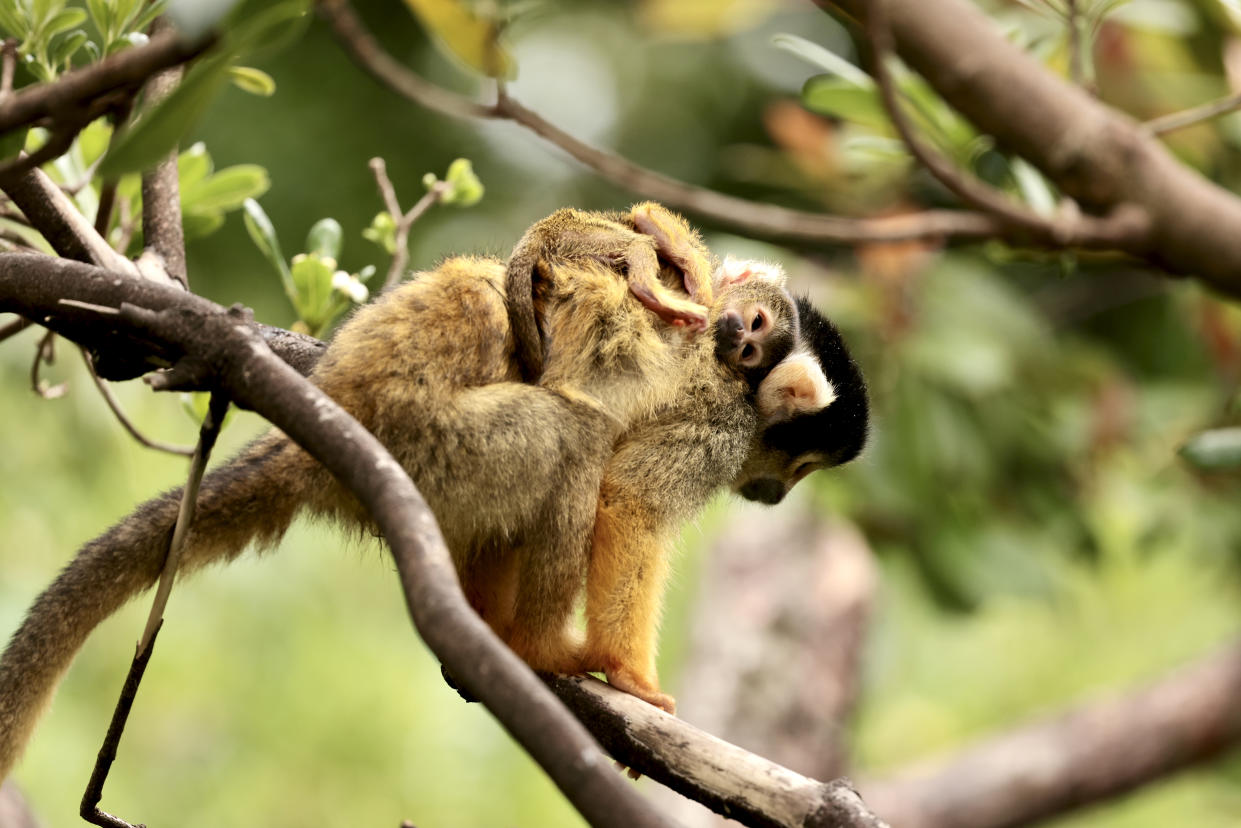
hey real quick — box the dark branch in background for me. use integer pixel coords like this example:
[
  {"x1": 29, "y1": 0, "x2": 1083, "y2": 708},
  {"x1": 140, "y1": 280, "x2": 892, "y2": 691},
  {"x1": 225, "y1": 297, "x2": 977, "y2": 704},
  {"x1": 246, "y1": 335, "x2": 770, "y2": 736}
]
[
  {"x1": 550, "y1": 676, "x2": 889, "y2": 828},
  {"x1": 858, "y1": 638, "x2": 1241, "y2": 828},
  {"x1": 822, "y1": 0, "x2": 1241, "y2": 300},
  {"x1": 0, "y1": 253, "x2": 677, "y2": 828},
  {"x1": 138, "y1": 18, "x2": 188, "y2": 288},
  {"x1": 29, "y1": 328, "x2": 64, "y2": 398},
  {"x1": 318, "y1": 0, "x2": 1002, "y2": 245},
  {"x1": 864, "y1": 0, "x2": 1146, "y2": 248},
  {"x1": 368, "y1": 156, "x2": 449, "y2": 291},
  {"x1": 0, "y1": 39, "x2": 17, "y2": 99},
  {"x1": 0, "y1": 29, "x2": 208, "y2": 137}
]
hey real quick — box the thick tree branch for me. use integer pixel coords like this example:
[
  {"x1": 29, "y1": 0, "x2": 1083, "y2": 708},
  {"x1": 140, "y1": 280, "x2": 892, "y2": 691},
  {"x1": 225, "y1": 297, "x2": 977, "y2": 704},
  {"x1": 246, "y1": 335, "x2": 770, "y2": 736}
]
[
  {"x1": 823, "y1": 0, "x2": 1241, "y2": 299},
  {"x1": 317, "y1": 0, "x2": 1002, "y2": 245},
  {"x1": 0, "y1": 29, "x2": 208, "y2": 139},
  {"x1": 864, "y1": 0, "x2": 1146, "y2": 248},
  {"x1": 550, "y1": 676, "x2": 888, "y2": 828},
  {"x1": 858, "y1": 639, "x2": 1241, "y2": 828},
  {"x1": 0, "y1": 251, "x2": 672, "y2": 828}
]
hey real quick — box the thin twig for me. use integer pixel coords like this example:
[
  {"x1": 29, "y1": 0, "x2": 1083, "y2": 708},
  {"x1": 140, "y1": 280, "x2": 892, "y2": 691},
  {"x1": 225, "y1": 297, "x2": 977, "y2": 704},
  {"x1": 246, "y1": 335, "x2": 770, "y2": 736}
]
[
  {"x1": 29, "y1": 328, "x2": 65, "y2": 398},
  {"x1": 138, "y1": 391, "x2": 230, "y2": 650},
  {"x1": 1145, "y1": 91, "x2": 1241, "y2": 135},
  {"x1": 81, "y1": 348, "x2": 195, "y2": 456},
  {"x1": 80, "y1": 622, "x2": 161, "y2": 828},
  {"x1": 1067, "y1": 0, "x2": 1083, "y2": 86},
  {"x1": 321, "y1": 0, "x2": 1001, "y2": 245},
  {"x1": 0, "y1": 29, "x2": 210, "y2": 138},
  {"x1": 369, "y1": 156, "x2": 449, "y2": 291},
  {"x1": 0, "y1": 39, "x2": 17, "y2": 101},
  {"x1": 0, "y1": 314, "x2": 31, "y2": 342}
]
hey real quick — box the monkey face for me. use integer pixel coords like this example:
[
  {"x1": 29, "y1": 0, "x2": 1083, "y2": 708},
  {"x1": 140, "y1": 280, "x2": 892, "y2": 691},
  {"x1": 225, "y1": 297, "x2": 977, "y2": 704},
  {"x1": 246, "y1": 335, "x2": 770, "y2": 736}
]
[
  {"x1": 713, "y1": 282, "x2": 798, "y2": 390},
  {"x1": 732, "y1": 296, "x2": 869, "y2": 503}
]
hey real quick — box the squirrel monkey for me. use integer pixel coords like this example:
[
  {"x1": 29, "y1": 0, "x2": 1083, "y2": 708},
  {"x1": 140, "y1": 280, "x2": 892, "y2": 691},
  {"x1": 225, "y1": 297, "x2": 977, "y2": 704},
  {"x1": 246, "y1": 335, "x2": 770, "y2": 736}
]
[
  {"x1": 500, "y1": 205, "x2": 865, "y2": 711},
  {"x1": 0, "y1": 206, "x2": 865, "y2": 776}
]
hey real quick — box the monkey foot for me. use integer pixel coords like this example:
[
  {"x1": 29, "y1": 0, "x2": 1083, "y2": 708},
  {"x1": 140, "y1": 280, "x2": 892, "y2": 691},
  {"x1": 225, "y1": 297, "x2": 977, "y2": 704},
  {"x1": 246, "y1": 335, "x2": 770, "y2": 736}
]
[
  {"x1": 629, "y1": 285, "x2": 709, "y2": 333},
  {"x1": 605, "y1": 666, "x2": 676, "y2": 714}
]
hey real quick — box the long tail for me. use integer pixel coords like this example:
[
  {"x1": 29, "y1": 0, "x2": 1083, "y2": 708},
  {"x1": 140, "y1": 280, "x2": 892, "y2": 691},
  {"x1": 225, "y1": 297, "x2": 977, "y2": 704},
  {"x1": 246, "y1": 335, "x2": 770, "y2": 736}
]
[{"x1": 0, "y1": 430, "x2": 318, "y2": 780}]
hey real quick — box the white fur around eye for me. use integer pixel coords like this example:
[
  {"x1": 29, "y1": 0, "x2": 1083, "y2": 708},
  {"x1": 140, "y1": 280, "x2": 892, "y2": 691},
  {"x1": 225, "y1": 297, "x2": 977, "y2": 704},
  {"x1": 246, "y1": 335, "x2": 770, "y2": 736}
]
[{"x1": 757, "y1": 352, "x2": 834, "y2": 422}]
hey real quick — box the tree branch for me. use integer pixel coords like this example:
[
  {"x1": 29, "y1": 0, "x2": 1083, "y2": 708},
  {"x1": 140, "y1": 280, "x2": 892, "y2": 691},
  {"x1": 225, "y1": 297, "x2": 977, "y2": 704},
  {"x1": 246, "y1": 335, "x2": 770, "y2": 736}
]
[
  {"x1": 0, "y1": 29, "x2": 209, "y2": 138},
  {"x1": 0, "y1": 251, "x2": 674, "y2": 828},
  {"x1": 138, "y1": 18, "x2": 188, "y2": 288},
  {"x1": 821, "y1": 0, "x2": 1241, "y2": 299},
  {"x1": 857, "y1": 639, "x2": 1241, "y2": 828},
  {"x1": 317, "y1": 0, "x2": 1002, "y2": 245},
  {"x1": 549, "y1": 676, "x2": 889, "y2": 828}
]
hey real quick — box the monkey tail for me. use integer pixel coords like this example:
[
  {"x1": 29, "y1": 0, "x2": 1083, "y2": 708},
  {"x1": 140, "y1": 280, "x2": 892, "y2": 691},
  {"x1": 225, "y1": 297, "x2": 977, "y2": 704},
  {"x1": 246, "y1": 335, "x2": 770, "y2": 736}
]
[
  {"x1": 0, "y1": 430, "x2": 316, "y2": 781},
  {"x1": 504, "y1": 242, "x2": 546, "y2": 382}
]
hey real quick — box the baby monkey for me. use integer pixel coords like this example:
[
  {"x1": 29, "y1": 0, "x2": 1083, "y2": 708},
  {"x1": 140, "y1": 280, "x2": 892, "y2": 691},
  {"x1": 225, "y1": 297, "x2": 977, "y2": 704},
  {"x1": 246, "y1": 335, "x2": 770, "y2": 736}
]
[{"x1": 506, "y1": 204, "x2": 799, "y2": 392}]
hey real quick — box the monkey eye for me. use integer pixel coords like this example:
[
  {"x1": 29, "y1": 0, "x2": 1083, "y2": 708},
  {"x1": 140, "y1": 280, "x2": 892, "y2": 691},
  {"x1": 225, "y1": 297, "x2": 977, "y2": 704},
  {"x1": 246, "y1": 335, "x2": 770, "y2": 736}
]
[
  {"x1": 739, "y1": 343, "x2": 757, "y2": 364},
  {"x1": 751, "y1": 310, "x2": 768, "y2": 332}
]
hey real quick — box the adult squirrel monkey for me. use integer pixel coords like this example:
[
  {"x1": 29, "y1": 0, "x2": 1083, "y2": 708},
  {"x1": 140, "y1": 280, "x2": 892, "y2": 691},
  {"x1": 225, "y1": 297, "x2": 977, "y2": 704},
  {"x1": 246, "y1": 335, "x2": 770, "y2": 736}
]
[
  {"x1": 501, "y1": 205, "x2": 866, "y2": 710},
  {"x1": 0, "y1": 204, "x2": 866, "y2": 778}
]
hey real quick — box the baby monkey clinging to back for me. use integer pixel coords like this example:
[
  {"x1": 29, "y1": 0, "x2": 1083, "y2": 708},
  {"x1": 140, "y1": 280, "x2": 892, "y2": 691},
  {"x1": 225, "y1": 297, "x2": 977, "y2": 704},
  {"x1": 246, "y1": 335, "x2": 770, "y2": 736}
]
[{"x1": 505, "y1": 202, "x2": 800, "y2": 392}]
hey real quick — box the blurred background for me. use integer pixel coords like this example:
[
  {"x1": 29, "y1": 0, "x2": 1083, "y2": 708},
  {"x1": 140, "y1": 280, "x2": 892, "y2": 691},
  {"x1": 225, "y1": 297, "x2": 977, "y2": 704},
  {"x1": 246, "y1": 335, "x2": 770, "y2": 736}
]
[{"x1": 5, "y1": 0, "x2": 1241, "y2": 825}]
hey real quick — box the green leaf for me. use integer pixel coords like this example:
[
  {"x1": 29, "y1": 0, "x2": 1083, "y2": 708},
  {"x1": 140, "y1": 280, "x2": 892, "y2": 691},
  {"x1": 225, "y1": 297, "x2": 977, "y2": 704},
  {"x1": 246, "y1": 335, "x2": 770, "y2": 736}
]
[
  {"x1": 1179, "y1": 428, "x2": 1241, "y2": 471},
  {"x1": 0, "y1": 127, "x2": 29, "y2": 162},
  {"x1": 290, "y1": 252, "x2": 334, "y2": 326},
  {"x1": 225, "y1": 0, "x2": 311, "y2": 55},
  {"x1": 181, "y1": 209, "x2": 225, "y2": 241},
  {"x1": 49, "y1": 28, "x2": 88, "y2": 67},
  {"x1": 43, "y1": 7, "x2": 85, "y2": 38},
  {"x1": 771, "y1": 33, "x2": 872, "y2": 88},
  {"x1": 176, "y1": 142, "x2": 212, "y2": 189},
  {"x1": 402, "y1": 0, "x2": 514, "y2": 79},
  {"x1": 129, "y1": 0, "x2": 168, "y2": 35},
  {"x1": 0, "y1": 3, "x2": 30, "y2": 38},
  {"x1": 242, "y1": 198, "x2": 296, "y2": 301},
  {"x1": 99, "y1": 53, "x2": 231, "y2": 177},
  {"x1": 440, "y1": 157, "x2": 483, "y2": 206},
  {"x1": 801, "y1": 75, "x2": 889, "y2": 129},
  {"x1": 85, "y1": 0, "x2": 112, "y2": 38},
  {"x1": 306, "y1": 217, "x2": 342, "y2": 260},
  {"x1": 181, "y1": 164, "x2": 270, "y2": 213},
  {"x1": 228, "y1": 65, "x2": 276, "y2": 96},
  {"x1": 363, "y1": 211, "x2": 396, "y2": 255}
]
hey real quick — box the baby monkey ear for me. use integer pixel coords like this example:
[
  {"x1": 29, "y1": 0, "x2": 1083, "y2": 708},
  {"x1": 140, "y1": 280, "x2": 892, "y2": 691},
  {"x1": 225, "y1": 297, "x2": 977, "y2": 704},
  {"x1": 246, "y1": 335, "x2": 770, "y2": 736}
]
[
  {"x1": 756, "y1": 352, "x2": 836, "y2": 424},
  {"x1": 717, "y1": 255, "x2": 755, "y2": 287}
]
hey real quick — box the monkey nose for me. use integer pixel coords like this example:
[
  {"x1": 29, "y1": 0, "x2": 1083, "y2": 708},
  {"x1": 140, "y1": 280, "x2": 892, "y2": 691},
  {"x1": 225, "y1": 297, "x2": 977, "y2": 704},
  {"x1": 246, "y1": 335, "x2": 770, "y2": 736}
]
[
  {"x1": 719, "y1": 309, "x2": 743, "y2": 339},
  {"x1": 738, "y1": 478, "x2": 785, "y2": 504}
]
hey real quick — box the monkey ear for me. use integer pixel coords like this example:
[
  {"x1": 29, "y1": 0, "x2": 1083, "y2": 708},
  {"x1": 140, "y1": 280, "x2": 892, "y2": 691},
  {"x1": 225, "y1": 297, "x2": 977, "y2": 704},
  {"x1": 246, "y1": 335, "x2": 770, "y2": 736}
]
[
  {"x1": 717, "y1": 255, "x2": 755, "y2": 286},
  {"x1": 756, "y1": 353, "x2": 835, "y2": 423}
]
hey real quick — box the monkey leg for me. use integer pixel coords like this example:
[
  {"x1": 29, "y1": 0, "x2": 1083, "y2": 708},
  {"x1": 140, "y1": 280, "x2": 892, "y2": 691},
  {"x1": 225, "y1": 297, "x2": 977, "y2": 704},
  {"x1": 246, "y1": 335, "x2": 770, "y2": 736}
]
[
  {"x1": 583, "y1": 482, "x2": 676, "y2": 714},
  {"x1": 630, "y1": 201, "x2": 715, "y2": 310},
  {"x1": 620, "y1": 237, "x2": 710, "y2": 333}
]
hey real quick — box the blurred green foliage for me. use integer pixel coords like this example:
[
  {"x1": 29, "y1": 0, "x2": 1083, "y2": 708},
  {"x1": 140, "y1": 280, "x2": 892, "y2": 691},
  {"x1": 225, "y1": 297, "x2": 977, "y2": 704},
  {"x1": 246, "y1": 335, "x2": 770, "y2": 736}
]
[{"x1": 6, "y1": 0, "x2": 1241, "y2": 826}]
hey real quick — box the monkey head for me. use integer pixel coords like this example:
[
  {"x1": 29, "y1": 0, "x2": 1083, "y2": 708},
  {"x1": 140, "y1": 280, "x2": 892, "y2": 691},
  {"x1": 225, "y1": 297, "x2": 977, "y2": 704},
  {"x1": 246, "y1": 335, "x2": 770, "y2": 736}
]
[
  {"x1": 732, "y1": 297, "x2": 868, "y2": 505},
  {"x1": 712, "y1": 257, "x2": 799, "y2": 390}
]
